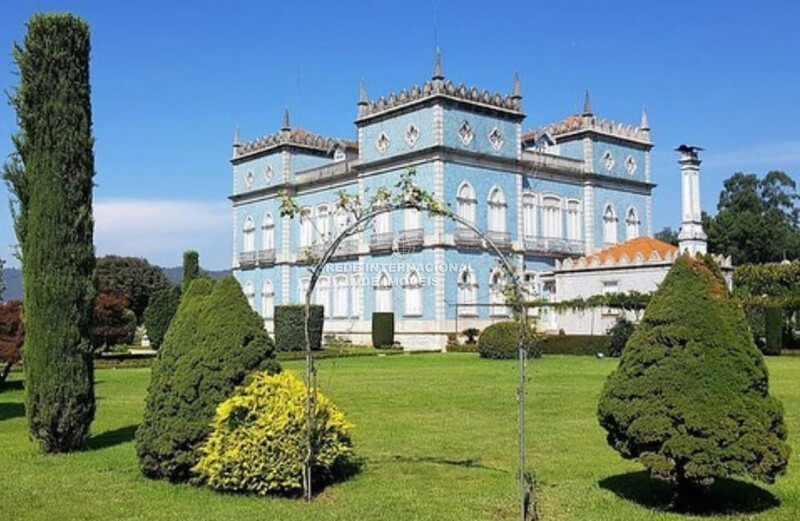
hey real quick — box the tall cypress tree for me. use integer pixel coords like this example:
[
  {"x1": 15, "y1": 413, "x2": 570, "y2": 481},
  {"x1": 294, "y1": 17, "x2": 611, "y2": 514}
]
[
  {"x1": 182, "y1": 250, "x2": 199, "y2": 292},
  {"x1": 3, "y1": 14, "x2": 96, "y2": 452}
]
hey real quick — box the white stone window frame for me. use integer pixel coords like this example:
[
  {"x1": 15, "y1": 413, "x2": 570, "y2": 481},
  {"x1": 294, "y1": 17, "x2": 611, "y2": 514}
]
[
  {"x1": 522, "y1": 191, "x2": 537, "y2": 238},
  {"x1": 244, "y1": 170, "x2": 255, "y2": 188},
  {"x1": 242, "y1": 216, "x2": 256, "y2": 252},
  {"x1": 602, "y1": 204, "x2": 618, "y2": 245},
  {"x1": 404, "y1": 123, "x2": 420, "y2": 148},
  {"x1": 261, "y1": 212, "x2": 275, "y2": 251},
  {"x1": 264, "y1": 164, "x2": 274, "y2": 184},
  {"x1": 375, "y1": 131, "x2": 390, "y2": 154},
  {"x1": 602, "y1": 150, "x2": 615, "y2": 172},
  {"x1": 565, "y1": 199, "x2": 582, "y2": 241},
  {"x1": 261, "y1": 280, "x2": 275, "y2": 319},
  {"x1": 487, "y1": 127, "x2": 504, "y2": 151},
  {"x1": 489, "y1": 269, "x2": 510, "y2": 317},
  {"x1": 625, "y1": 155, "x2": 637, "y2": 175},
  {"x1": 243, "y1": 280, "x2": 256, "y2": 310},
  {"x1": 403, "y1": 270, "x2": 423, "y2": 317},
  {"x1": 457, "y1": 266, "x2": 478, "y2": 317},
  {"x1": 333, "y1": 275, "x2": 349, "y2": 318},
  {"x1": 487, "y1": 185, "x2": 507, "y2": 234},
  {"x1": 457, "y1": 120, "x2": 474, "y2": 146},
  {"x1": 456, "y1": 181, "x2": 477, "y2": 228},
  {"x1": 541, "y1": 194, "x2": 563, "y2": 239},
  {"x1": 626, "y1": 206, "x2": 641, "y2": 240}
]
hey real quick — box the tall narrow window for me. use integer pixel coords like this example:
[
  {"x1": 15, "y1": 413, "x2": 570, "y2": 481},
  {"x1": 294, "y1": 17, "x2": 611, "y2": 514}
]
[
  {"x1": 243, "y1": 216, "x2": 256, "y2": 252},
  {"x1": 603, "y1": 205, "x2": 618, "y2": 245},
  {"x1": 315, "y1": 204, "x2": 330, "y2": 244},
  {"x1": 333, "y1": 275, "x2": 348, "y2": 318},
  {"x1": 261, "y1": 280, "x2": 274, "y2": 319},
  {"x1": 374, "y1": 210, "x2": 391, "y2": 235},
  {"x1": 542, "y1": 196, "x2": 562, "y2": 238},
  {"x1": 456, "y1": 182, "x2": 476, "y2": 227},
  {"x1": 523, "y1": 192, "x2": 536, "y2": 237},
  {"x1": 262, "y1": 213, "x2": 275, "y2": 250},
  {"x1": 351, "y1": 274, "x2": 362, "y2": 317},
  {"x1": 457, "y1": 267, "x2": 477, "y2": 316},
  {"x1": 626, "y1": 207, "x2": 640, "y2": 240},
  {"x1": 300, "y1": 209, "x2": 313, "y2": 247},
  {"x1": 488, "y1": 187, "x2": 507, "y2": 233},
  {"x1": 299, "y1": 277, "x2": 310, "y2": 303},
  {"x1": 316, "y1": 277, "x2": 330, "y2": 316},
  {"x1": 566, "y1": 200, "x2": 581, "y2": 241},
  {"x1": 404, "y1": 207, "x2": 421, "y2": 231},
  {"x1": 490, "y1": 270, "x2": 508, "y2": 316},
  {"x1": 405, "y1": 271, "x2": 422, "y2": 316},
  {"x1": 243, "y1": 280, "x2": 255, "y2": 310},
  {"x1": 375, "y1": 272, "x2": 392, "y2": 312},
  {"x1": 334, "y1": 207, "x2": 348, "y2": 237}
]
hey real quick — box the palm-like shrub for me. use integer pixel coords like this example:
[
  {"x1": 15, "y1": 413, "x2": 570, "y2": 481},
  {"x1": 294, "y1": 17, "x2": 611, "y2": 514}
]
[
  {"x1": 195, "y1": 371, "x2": 357, "y2": 496},
  {"x1": 598, "y1": 255, "x2": 790, "y2": 500},
  {"x1": 135, "y1": 277, "x2": 280, "y2": 481}
]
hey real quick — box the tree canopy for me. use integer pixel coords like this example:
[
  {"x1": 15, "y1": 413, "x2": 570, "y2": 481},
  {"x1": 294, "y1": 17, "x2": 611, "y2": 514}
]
[{"x1": 94, "y1": 255, "x2": 170, "y2": 322}]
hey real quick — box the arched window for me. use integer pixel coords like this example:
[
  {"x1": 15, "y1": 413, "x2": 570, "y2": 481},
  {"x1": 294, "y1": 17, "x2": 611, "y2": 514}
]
[
  {"x1": 490, "y1": 270, "x2": 508, "y2": 316},
  {"x1": 374, "y1": 272, "x2": 393, "y2": 313},
  {"x1": 603, "y1": 205, "x2": 618, "y2": 245},
  {"x1": 243, "y1": 216, "x2": 256, "y2": 252},
  {"x1": 542, "y1": 196, "x2": 562, "y2": 238},
  {"x1": 351, "y1": 274, "x2": 362, "y2": 317},
  {"x1": 566, "y1": 200, "x2": 581, "y2": 241},
  {"x1": 333, "y1": 275, "x2": 348, "y2": 318},
  {"x1": 626, "y1": 207, "x2": 640, "y2": 240},
  {"x1": 523, "y1": 192, "x2": 537, "y2": 238},
  {"x1": 243, "y1": 280, "x2": 255, "y2": 310},
  {"x1": 316, "y1": 276, "x2": 330, "y2": 316},
  {"x1": 456, "y1": 182, "x2": 476, "y2": 227},
  {"x1": 262, "y1": 213, "x2": 275, "y2": 251},
  {"x1": 404, "y1": 206, "x2": 421, "y2": 231},
  {"x1": 457, "y1": 267, "x2": 477, "y2": 316},
  {"x1": 488, "y1": 187, "x2": 507, "y2": 233},
  {"x1": 404, "y1": 271, "x2": 422, "y2": 316},
  {"x1": 261, "y1": 280, "x2": 274, "y2": 319},
  {"x1": 299, "y1": 208, "x2": 313, "y2": 247},
  {"x1": 315, "y1": 204, "x2": 330, "y2": 244}
]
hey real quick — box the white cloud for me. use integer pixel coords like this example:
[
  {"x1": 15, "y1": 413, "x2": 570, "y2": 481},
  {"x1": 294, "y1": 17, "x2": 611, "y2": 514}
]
[
  {"x1": 94, "y1": 199, "x2": 230, "y2": 269},
  {"x1": 704, "y1": 141, "x2": 800, "y2": 170}
]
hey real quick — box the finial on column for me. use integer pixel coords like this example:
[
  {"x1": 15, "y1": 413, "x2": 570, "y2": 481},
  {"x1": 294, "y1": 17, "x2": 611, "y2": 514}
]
[
  {"x1": 512, "y1": 73, "x2": 521, "y2": 98},
  {"x1": 676, "y1": 144, "x2": 707, "y2": 256},
  {"x1": 357, "y1": 78, "x2": 368, "y2": 117},
  {"x1": 233, "y1": 123, "x2": 241, "y2": 149},
  {"x1": 282, "y1": 107, "x2": 290, "y2": 131},
  {"x1": 582, "y1": 90, "x2": 593, "y2": 117},
  {"x1": 641, "y1": 107, "x2": 650, "y2": 131},
  {"x1": 433, "y1": 47, "x2": 444, "y2": 80}
]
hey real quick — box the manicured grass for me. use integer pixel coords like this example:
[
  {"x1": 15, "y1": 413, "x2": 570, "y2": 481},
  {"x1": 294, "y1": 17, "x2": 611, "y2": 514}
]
[{"x1": 1, "y1": 354, "x2": 798, "y2": 520}]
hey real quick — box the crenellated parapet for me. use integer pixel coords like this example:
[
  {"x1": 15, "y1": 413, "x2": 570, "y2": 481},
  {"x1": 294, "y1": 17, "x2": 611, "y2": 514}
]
[
  {"x1": 531, "y1": 113, "x2": 651, "y2": 145},
  {"x1": 234, "y1": 125, "x2": 355, "y2": 162}
]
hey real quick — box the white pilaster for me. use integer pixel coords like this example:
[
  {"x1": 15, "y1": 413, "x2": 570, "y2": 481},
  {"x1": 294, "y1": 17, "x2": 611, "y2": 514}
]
[
  {"x1": 281, "y1": 149, "x2": 290, "y2": 183},
  {"x1": 583, "y1": 182, "x2": 595, "y2": 255},
  {"x1": 433, "y1": 104, "x2": 444, "y2": 145},
  {"x1": 435, "y1": 247, "x2": 445, "y2": 321},
  {"x1": 434, "y1": 159, "x2": 445, "y2": 241},
  {"x1": 281, "y1": 265, "x2": 290, "y2": 304},
  {"x1": 582, "y1": 137, "x2": 594, "y2": 173}
]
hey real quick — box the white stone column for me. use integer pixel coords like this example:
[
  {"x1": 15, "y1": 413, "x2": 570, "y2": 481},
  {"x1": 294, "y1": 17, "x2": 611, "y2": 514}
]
[
  {"x1": 583, "y1": 182, "x2": 595, "y2": 255},
  {"x1": 676, "y1": 145, "x2": 707, "y2": 255}
]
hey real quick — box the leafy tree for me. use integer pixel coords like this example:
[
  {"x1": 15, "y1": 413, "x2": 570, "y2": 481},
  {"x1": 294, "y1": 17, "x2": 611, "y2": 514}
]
[
  {"x1": 94, "y1": 255, "x2": 170, "y2": 322},
  {"x1": 136, "y1": 277, "x2": 280, "y2": 481},
  {"x1": 91, "y1": 293, "x2": 136, "y2": 350},
  {"x1": 0, "y1": 301, "x2": 24, "y2": 383},
  {"x1": 142, "y1": 285, "x2": 181, "y2": 349},
  {"x1": 2, "y1": 14, "x2": 96, "y2": 452},
  {"x1": 182, "y1": 250, "x2": 200, "y2": 292},
  {"x1": 605, "y1": 317, "x2": 635, "y2": 357},
  {"x1": 706, "y1": 171, "x2": 800, "y2": 264},
  {"x1": 654, "y1": 227, "x2": 679, "y2": 246},
  {"x1": 598, "y1": 255, "x2": 790, "y2": 503}
]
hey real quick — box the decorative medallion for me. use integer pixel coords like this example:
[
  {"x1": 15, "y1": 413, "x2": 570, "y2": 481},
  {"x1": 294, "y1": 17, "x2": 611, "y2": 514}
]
[
  {"x1": 458, "y1": 120, "x2": 474, "y2": 146},
  {"x1": 405, "y1": 124, "x2": 420, "y2": 148},
  {"x1": 602, "y1": 150, "x2": 615, "y2": 171},
  {"x1": 375, "y1": 131, "x2": 390, "y2": 154},
  {"x1": 264, "y1": 165, "x2": 274, "y2": 184},
  {"x1": 245, "y1": 170, "x2": 254, "y2": 188},
  {"x1": 625, "y1": 155, "x2": 637, "y2": 175},
  {"x1": 488, "y1": 127, "x2": 504, "y2": 151}
]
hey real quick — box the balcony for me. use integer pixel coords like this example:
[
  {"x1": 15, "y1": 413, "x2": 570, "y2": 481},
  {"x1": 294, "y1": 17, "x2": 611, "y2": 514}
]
[
  {"x1": 454, "y1": 228, "x2": 482, "y2": 249},
  {"x1": 257, "y1": 249, "x2": 276, "y2": 266},
  {"x1": 239, "y1": 251, "x2": 256, "y2": 268},
  {"x1": 331, "y1": 237, "x2": 359, "y2": 259},
  {"x1": 398, "y1": 228, "x2": 424, "y2": 247},
  {"x1": 523, "y1": 236, "x2": 584, "y2": 256},
  {"x1": 486, "y1": 231, "x2": 512, "y2": 250},
  {"x1": 369, "y1": 232, "x2": 394, "y2": 253}
]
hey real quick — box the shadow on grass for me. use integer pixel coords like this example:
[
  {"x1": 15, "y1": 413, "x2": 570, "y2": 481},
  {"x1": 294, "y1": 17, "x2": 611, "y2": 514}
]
[
  {"x1": 0, "y1": 380, "x2": 24, "y2": 392},
  {"x1": 374, "y1": 454, "x2": 508, "y2": 473},
  {"x1": 599, "y1": 471, "x2": 780, "y2": 515},
  {"x1": 0, "y1": 402, "x2": 24, "y2": 422},
  {"x1": 86, "y1": 424, "x2": 138, "y2": 450}
]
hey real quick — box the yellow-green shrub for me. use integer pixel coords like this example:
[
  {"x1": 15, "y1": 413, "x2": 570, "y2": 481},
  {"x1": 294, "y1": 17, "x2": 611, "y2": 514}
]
[{"x1": 194, "y1": 371, "x2": 357, "y2": 496}]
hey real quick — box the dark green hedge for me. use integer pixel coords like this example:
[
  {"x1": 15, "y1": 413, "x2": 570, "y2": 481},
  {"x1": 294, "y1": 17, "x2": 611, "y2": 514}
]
[
  {"x1": 764, "y1": 306, "x2": 783, "y2": 355},
  {"x1": 538, "y1": 335, "x2": 610, "y2": 356},
  {"x1": 274, "y1": 305, "x2": 324, "y2": 352},
  {"x1": 143, "y1": 286, "x2": 182, "y2": 349},
  {"x1": 372, "y1": 313, "x2": 395, "y2": 348},
  {"x1": 478, "y1": 321, "x2": 539, "y2": 359}
]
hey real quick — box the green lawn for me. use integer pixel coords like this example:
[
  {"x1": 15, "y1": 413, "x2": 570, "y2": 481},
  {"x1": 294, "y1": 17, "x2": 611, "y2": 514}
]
[{"x1": 1, "y1": 354, "x2": 798, "y2": 520}]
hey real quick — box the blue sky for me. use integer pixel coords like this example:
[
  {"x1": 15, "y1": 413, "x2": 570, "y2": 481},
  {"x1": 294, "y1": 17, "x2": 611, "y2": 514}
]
[{"x1": 1, "y1": 0, "x2": 798, "y2": 269}]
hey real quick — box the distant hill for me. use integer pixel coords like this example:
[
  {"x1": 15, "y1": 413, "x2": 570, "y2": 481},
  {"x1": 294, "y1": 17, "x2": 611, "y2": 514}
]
[{"x1": 2, "y1": 266, "x2": 230, "y2": 301}]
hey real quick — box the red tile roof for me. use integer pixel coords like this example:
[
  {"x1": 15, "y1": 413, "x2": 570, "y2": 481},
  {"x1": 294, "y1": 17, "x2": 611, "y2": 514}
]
[{"x1": 585, "y1": 237, "x2": 677, "y2": 264}]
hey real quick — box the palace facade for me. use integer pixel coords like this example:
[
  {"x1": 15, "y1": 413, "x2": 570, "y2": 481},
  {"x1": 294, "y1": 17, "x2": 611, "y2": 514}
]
[{"x1": 230, "y1": 53, "x2": 663, "y2": 349}]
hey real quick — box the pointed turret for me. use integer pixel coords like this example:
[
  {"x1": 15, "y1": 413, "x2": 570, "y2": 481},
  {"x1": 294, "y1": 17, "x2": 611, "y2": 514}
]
[
  {"x1": 640, "y1": 107, "x2": 650, "y2": 131},
  {"x1": 432, "y1": 47, "x2": 444, "y2": 81},
  {"x1": 282, "y1": 107, "x2": 290, "y2": 131},
  {"x1": 511, "y1": 72, "x2": 522, "y2": 110},
  {"x1": 357, "y1": 78, "x2": 368, "y2": 117},
  {"x1": 582, "y1": 90, "x2": 593, "y2": 117},
  {"x1": 233, "y1": 124, "x2": 241, "y2": 148}
]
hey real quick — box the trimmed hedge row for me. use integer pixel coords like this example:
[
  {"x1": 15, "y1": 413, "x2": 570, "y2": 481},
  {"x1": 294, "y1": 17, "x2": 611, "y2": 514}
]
[
  {"x1": 478, "y1": 321, "x2": 539, "y2": 359},
  {"x1": 538, "y1": 335, "x2": 611, "y2": 356},
  {"x1": 764, "y1": 306, "x2": 783, "y2": 355},
  {"x1": 274, "y1": 305, "x2": 324, "y2": 352},
  {"x1": 372, "y1": 312, "x2": 395, "y2": 348}
]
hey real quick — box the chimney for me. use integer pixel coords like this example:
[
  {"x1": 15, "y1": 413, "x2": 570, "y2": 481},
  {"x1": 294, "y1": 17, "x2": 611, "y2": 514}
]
[{"x1": 676, "y1": 144, "x2": 707, "y2": 255}]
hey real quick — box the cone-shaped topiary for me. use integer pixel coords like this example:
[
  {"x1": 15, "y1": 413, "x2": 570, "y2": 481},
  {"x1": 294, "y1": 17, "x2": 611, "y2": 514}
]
[
  {"x1": 136, "y1": 277, "x2": 280, "y2": 481},
  {"x1": 598, "y1": 255, "x2": 790, "y2": 500}
]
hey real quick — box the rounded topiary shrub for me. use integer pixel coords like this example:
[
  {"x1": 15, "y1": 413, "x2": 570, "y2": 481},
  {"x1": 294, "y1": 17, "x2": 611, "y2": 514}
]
[
  {"x1": 195, "y1": 371, "x2": 357, "y2": 496},
  {"x1": 135, "y1": 277, "x2": 280, "y2": 482},
  {"x1": 274, "y1": 305, "x2": 324, "y2": 351},
  {"x1": 478, "y1": 321, "x2": 539, "y2": 359},
  {"x1": 598, "y1": 256, "x2": 790, "y2": 501}
]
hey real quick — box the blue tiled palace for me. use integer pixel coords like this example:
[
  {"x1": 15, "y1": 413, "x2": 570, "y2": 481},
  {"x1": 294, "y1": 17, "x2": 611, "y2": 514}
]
[{"x1": 230, "y1": 53, "x2": 654, "y2": 349}]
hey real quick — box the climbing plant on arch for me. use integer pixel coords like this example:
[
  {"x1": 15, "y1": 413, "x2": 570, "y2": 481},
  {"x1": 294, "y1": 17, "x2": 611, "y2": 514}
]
[{"x1": 279, "y1": 169, "x2": 538, "y2": 520}]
